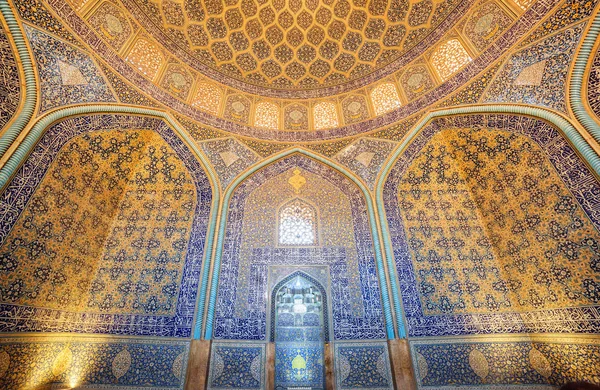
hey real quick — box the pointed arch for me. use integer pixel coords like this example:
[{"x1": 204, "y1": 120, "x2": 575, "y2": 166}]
[
  {"x1": 375, "y1": 104, "x2": 600, "y2": 336},
  {"x1": 205, "y1": 148, "x2": 398, "y2": 340},
  {"x1": 0, "y1": 104, "x2": 221, "y2": 339},
  {"x1": 270, "y1": 270, "x2": 330, "y2": 342}
]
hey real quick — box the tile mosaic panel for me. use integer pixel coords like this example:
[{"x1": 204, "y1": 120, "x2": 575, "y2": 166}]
[
  {"x1": 0, "y1": 129, "x2": 196, "y2": 316},
  {"x1": 383, "y1": 114, "x2": 600, "y2": 337},
  {"x1": 483, "y1": 23, "x2": 584, "y2": 112},
  {"x1": 200, "y1": 137, "x2": 260, "y2": 188},
  {"x1": 334, "y1": 341, "x2": 393, "y2": 390},
  {"x1": 214, "y1": 155, "x2": 385, "y2": 341},
  {"x1": 411, "y1": 336, "x2": 600, "y2": 388},
  {"x1": 207, "y1": 342, "x2": 265, "y2": 390},
  {"x1": 14, "y1": 0, "x2": 84, "y2": 48},
  {"x1": 587, "y1": 45, "x2": 600, "y2": 120},
  {"x1": 25, "y1": 25, "x2": 116, "y2": 113},
  {"x1": 0, "y1": 114, "x2": 212, "y2": 337},
  {"x1": 0, "y1": 22, "x2": 20, "y2": 131},
  {"x1": 462, "y1": 0, "x2": 514, "y2": 52},
  {"x1": 334, "y1": 138, "x2": 398, "y2": 189},
  {"x1": 87, "y1": 0, "x2": 136, "y2": 52},
  {"x1": 0, "y1": 335, "x2": 188, "y2": 390}
]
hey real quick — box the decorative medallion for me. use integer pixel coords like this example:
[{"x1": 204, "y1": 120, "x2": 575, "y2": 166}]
[
  {"x1": 112, "y1": 348, "x2": 132, "y2": 380},
  {"x1": 172, "y1": 351, "x2": 185, "y2": 379},
  {"x1": 0, "y1": 350, "x2": 9, "y2": 379},
  {"x1": 529, "y1": 347, "x2": 552, "y2": 379},
  {"x1": 288, "y1": 169, "x2": 307, "y2": 193},
  {"x1": 416, "y1": 352, "x2": 428, "y2": 381},
  {"x1": 469, "y1": 349, "x2": 489, "y2": 380},
  {"x1": 52, "y1": 346, "x2": 73, "y2": 377}
]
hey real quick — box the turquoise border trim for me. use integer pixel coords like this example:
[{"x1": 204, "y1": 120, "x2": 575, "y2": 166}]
[
  {"x1": 570, "y1": 10, "x2": 600, "y2": 145},
  {"x1": 375, "y1": 103, "x2": 600, "y2": 337},
  {"x1": 203, "y1": 148, "x2": 397, "y2": 340},
  {"x1": 0, "y1": 104, "x2": 221, "y2": 340},
  {"x1": 0, "y1": 0, "x2": 37, "y2": 160}
]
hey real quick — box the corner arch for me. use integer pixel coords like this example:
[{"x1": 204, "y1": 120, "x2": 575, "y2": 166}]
[
  {"x1": 375, "y1": 103, "x2": 600, "y2": 335},
  {"x1": 0, "y1": 104, "x2": 221, "y2": 339}
]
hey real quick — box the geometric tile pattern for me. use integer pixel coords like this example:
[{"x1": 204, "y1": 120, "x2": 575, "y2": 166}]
[
  {"x1": 208, "y1": 342, "x2": 265, "y2": 390},
  {"x1": 0, "y1": 336, "x2": 189, "y2": 389},
  {"x1": 587, "y1": 45, "x2": 600, "y2": 120},
  {"x1": 483, "y1": 23, "x2": 584, "y2": 112},
  {"x1": 0, "y1": 114, "x2": 212, "y2": 337},
  {"x1": 0, "y1": 23, "x2": 20, "y2": 131},
  {"x1": 383, "y1": 114, "x2": 600, "y2": 337},
  {"x1": 0, "y1": 129, "x2": 196, "y2": 316},
  {"x1": 214, "y1": 155, "x2": 386, "y2": 341},
  {"x1": 121, "y1": 0, "x2": 468, "y2": 91},
  {"x1": 25, "y1": 25, "x2": 116, "y2": 113},
  {"x1": 334, "y1": 342, "x2": 393, "y2": 390},
  {"x1": 334, "y1": 137, "x2": 397, "y2": 189},
  {"x1": 410, "y1": 336, "x2": 600, "y2": 388},
  {"x1": 200, "y1": 137, "x2": 260, "y2": 189}
]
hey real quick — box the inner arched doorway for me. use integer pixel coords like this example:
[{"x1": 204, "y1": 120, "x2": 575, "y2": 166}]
[{"x1": 271, "y1": 272, "x2": 328, "y2": 390}]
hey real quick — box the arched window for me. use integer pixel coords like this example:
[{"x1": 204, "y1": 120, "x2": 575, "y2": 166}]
[
  {"x1": 125, "y1": 38, "x2": 164, "y2": 80},
  {"x1": 513, "y1": 0, "x2": 534, "y2": 10},
  {"x1": 254, "y1": 101, "x2": 280, "y2": 129},
  {"x1": 191, "y1": 82, "x2": 222, "y2": 114},
  {"x1": 313, "y1": 102, "x2": 339, "y2": 130},
  {"x1": 430, "y1": 39, "x2": 472, "y2": 81},
  {"x1": 279, "y1": 199, "x2": 317, "y2": 246},
  {"x1": 371, "y1": 83, "x2": 402, "y2": 115}
]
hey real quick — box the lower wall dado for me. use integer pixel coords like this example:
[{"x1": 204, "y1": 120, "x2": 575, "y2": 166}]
[
  {"x1": 205, "y1": 340, "x2": 395, "y2": 390},
  {"x1": 0, "y1": 335, "x2": 189, "y2": 389},
  {"x1": 410, "y1": 335, "x2": 600, "y2": 389}
]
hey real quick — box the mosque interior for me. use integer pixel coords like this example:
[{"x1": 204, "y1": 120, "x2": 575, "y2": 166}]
[{"x1": 0, "y1": 0, "x2": 599, "y2": 388}]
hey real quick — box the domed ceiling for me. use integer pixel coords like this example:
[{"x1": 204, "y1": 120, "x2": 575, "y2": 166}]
[{"x1": 124, "y1": 0, "x2": 469, "y2": 97}]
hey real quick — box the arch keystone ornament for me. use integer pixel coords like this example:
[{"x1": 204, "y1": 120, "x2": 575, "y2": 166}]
[{"x1": 288, "y1": 168, "x2": 307, "y2": 193}]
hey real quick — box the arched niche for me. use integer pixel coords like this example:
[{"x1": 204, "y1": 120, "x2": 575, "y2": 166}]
[
  {"x1": 212, "y1": 153, "x2": 387, "y2": 341},
  {"x1": 271, "y1": 271, "x2": 328, "y2": 389},
  {"x1": 0, "y1": 113, "x2": 214, "y2": 338},
  {"x1": 381, "y1": 113, "x2": 600, "y2": 338}
]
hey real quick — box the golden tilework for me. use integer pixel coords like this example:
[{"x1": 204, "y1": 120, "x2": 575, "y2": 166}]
[
  {"x1": 399, "y1": 128, "x2": 600, "y2": 315},
  {"x1": 430, "y1": 38, "x2": 472, "y2": 81},
  {"x1": 370, "y1": 82, "x2": 402, "y2": 115},
  {"x1": 0, "y1": 130, "x2": 196, "y2": 316},
  {"x1": 125, "y1": 0, "x2": 464, "y2": 90},
  {"x1": 313, "y1": 101, "x2": 339, "y2": 130},
  {"x1": 125, "y1": 37, "x2": 165, "y2": 80}
]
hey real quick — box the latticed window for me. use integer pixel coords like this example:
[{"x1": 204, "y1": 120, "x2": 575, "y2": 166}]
[
  {"x1": 125, "y1": 38, "x2": 164, "y2": 80},
  {"x1": 192, "y1": 82, "x2": 222, "y2": 114},
  {"x1": 430, "y1": 39, "x2": 472, "y2": 81},
  {"x1": 255, "y1": 101, "x2": 280, "y2": 129},
  {"x1": 371, "y1": 83, "x2": 402, "y2": 115},
  {"x1": 513, "y1": 0, "x2": 534, "y2": 10},
  {"x1": 313, "y1": 102, "x2": 339, "y2": 130},
  {"x1": 279, "y1": 199, "x2": 317, "y2": 246}
]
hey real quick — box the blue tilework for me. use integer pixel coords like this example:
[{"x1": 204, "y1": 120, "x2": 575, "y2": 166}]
[
  {"x1": 0, "y1": 114, "x2": 212, "y2": 337},
  {"x1": 410, "y1": 338, "x2": 600, "y2": 388},
  {"x1": 25, "y1": 25, "x2": 116, "y2": 113},
  {"x1": 334, "y1": 342, "x2": 393, "y2": 390},
  {"x1": 208, "y1": 342, "x2": 265, "y2": 390},
  {"x1": 213, "y1": 155, "x2": 385, "y2": 341},
  {"x1": 0, "y1": 336, "x2": 188, "y2": 390},
  {"x1": 483, "y1": 23, "x2": 584, "y2": 112}
]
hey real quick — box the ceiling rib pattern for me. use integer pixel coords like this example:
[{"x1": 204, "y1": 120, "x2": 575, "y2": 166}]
[{"x1": 122, "y1": 0, "x2": 473, "y2": 98}]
